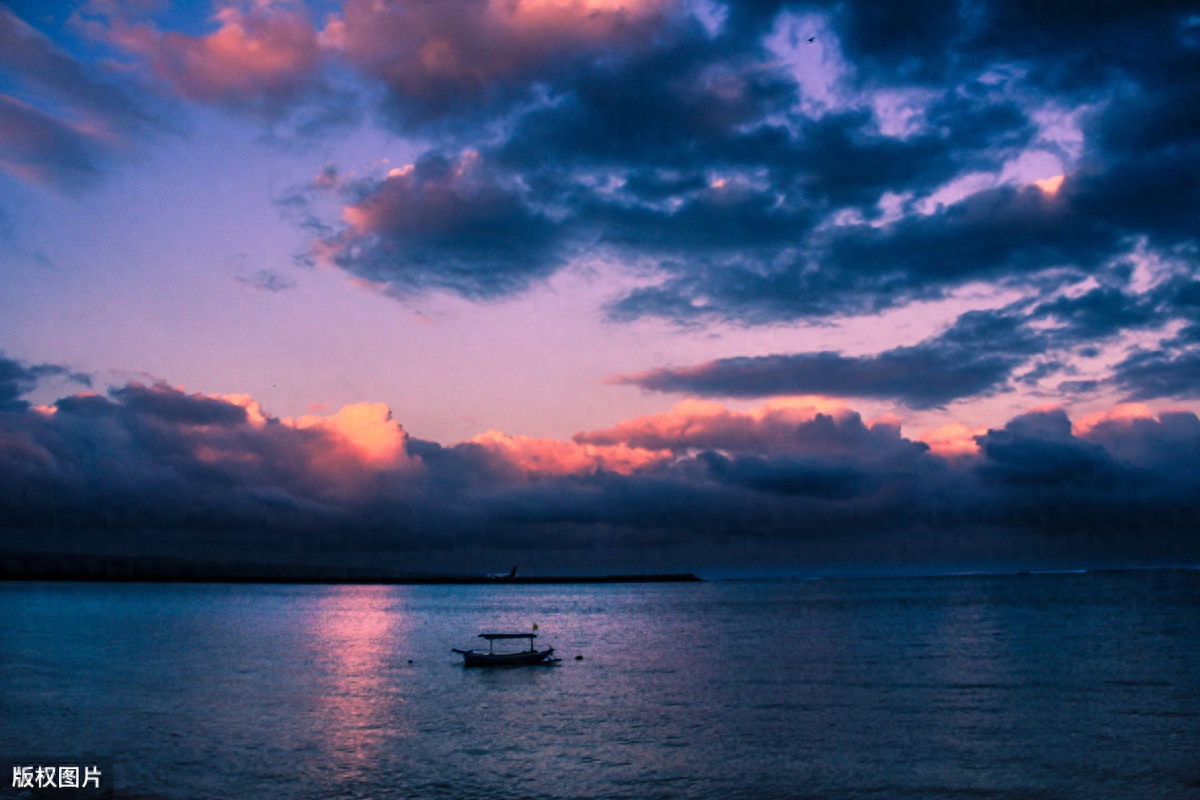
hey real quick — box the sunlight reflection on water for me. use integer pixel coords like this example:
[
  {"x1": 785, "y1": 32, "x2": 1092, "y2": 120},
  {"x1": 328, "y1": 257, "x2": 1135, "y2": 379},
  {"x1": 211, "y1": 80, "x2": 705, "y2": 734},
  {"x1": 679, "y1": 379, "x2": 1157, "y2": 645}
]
[{"x1": 308, "y1": 586, "x2": 414, "y2": 763}]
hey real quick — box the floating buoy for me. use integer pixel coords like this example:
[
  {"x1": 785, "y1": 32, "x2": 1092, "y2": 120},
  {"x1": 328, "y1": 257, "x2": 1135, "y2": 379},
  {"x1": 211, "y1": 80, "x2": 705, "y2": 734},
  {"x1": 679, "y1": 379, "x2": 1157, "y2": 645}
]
[{"x1": 575, "y1": 655, "x2": 583, "y2": 660}]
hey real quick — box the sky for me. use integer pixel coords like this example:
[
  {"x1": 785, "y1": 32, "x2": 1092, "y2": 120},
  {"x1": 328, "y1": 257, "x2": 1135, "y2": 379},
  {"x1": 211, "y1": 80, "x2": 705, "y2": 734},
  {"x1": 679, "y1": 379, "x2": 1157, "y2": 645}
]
[{"x1": 2, "y1": 0, "x2": 1199, "y2": 576}]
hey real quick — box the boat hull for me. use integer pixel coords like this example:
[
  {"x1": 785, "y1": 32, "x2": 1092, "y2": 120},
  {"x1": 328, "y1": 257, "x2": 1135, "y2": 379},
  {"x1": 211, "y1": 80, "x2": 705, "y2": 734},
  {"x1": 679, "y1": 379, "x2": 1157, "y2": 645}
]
[{"x1": 452, "y1": 647, "x2": 558, "y2": 666}]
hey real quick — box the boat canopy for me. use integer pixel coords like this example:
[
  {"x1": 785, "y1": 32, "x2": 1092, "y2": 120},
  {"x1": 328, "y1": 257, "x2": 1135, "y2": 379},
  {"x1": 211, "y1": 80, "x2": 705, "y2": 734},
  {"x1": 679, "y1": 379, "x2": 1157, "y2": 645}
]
[{"x1": 478, "y1": 632, "x2": 537, "y2": 640}]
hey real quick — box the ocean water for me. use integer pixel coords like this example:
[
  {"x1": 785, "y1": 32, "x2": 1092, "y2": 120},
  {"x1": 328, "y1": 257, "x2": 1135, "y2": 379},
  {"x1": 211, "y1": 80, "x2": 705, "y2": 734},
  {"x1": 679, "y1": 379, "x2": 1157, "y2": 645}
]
[{"x1": 1, "y1": 571, "x2": 1198, "y2": 799}]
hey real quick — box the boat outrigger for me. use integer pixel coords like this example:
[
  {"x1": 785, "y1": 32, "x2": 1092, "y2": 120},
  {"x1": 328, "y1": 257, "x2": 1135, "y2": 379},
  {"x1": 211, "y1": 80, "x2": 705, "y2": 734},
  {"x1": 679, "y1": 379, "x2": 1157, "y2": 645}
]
[{"x1": 452, "y1": 632, "x2": 559, "y2": 666}]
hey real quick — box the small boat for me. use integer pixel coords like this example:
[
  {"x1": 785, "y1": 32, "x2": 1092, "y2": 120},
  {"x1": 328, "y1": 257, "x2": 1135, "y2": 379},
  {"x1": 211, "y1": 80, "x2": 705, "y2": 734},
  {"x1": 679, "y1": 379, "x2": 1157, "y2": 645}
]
[{"x1": 452, "y1": 632, "x2": 559, "y2": 666}]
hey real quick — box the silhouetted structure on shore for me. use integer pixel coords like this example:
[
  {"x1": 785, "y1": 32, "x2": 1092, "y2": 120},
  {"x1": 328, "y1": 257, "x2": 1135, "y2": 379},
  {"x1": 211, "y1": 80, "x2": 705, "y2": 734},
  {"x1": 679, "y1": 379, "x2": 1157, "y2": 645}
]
[{"x1": 0, "y1": 551, "x2": 702, "y2": 584}]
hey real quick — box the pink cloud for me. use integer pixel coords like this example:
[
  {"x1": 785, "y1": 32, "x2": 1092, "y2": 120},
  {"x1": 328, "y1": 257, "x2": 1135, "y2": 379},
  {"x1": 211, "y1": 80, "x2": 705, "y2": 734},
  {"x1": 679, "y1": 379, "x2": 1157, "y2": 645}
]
[
  {"x1": 98, "y1": 1, "x2": 328, "y2": 111},
  {"x1": 470, "y1": 429, "x2": 669, "y2": 475},
  {"x1": 288, "y1": 402, "x2": 411, "y2": 466},
  {"x1": 338, "y1": 0, "x2": 673, "y2": 114}
]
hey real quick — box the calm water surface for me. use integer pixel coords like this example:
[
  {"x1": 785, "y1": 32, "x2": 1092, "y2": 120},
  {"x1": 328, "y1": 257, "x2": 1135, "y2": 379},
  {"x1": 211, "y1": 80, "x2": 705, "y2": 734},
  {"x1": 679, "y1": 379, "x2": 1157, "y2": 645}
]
[{"x1": 1, "y1": 571, "x2": 1198, "y2": 799}]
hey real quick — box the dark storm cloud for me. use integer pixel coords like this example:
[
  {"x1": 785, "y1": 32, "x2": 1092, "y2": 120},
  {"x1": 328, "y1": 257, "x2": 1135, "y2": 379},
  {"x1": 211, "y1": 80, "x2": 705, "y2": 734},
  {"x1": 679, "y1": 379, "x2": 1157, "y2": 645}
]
[
  {"x1": 614, "y1": 272, "x2": 1200, "y2": 407},
  {"x1": 109, "y1": 383, "x2": 250, "y2": 427},
  {"x1": 1032, "y1": 286, "x2": 1160, "y2": 342},
  {"x1": 1113, "y1": 350, "x2": 1200, "y2": 401},
  {"x1": 957, "y1": 406, "x2": 1200, "y2": 547},
  {"x1": 0, "y1": 351, "x2": 89, "y2": 412},
  {"x1": 1057, "y1": 277, "x2": 1200, "y2": 401},
  {"x1": 116, "y1": 0, "x2": 1167, "y2": 334},
  {"x1": 699, "y1": 451, "x2": 871, "y2": 499},
  {"x1": 1081, "y1": 408, "x2": 1200, "y2": 471},
  {"x1": 2, "y1": 381, "x2": 1198, "y2": 570},
  {"x1": 616, "y1": 309, "x2": 1041, "y2": 408},
  {"x1": 340, "y1": 0, "x2": 1200, "y2": 333},
  {"x1": 975, "y1": 408, "x2": 1121, "y2": 487},
  {"x1": 30, "y1": 0, "x2": 1197, "y2": 320},
  {"x1": 315, "y1": 151, "x2": 569, "y2": 299}
]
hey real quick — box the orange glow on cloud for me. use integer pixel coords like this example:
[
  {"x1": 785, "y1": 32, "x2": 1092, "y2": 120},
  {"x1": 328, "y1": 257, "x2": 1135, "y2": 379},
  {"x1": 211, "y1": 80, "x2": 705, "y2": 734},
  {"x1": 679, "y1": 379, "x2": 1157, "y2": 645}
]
[
  {"x1": 290, "y1": 402, "x2": 410, "y2": 466},
  {"x1": 215, "y1": 393, "x2": 269, "y2": 427},
  {"x1": 1028, "y1": 403, "x2": 1064, "y2": 414},
  {"x1": 867, "y1": 412, "x2": 904, "y2": 430},
  {"x1": 918, "y1": 423, "x2": 986, "y2": 458},
  {"x1": 470, "y1": 430, "x2": 670, "y2": 475},
  {"x1": 340, "y1": 204, "x2": 373, "y2": 232},
  {"x1": 1073, "y1": 403, "x2": 1155, "y2": 436},
  {"x1": 337, "y1": 151, "x2": 482, "y2": 238},
  {"x1": 755, "y1": 396, "x2": 853, "y2": 418},
  {"x1": 1033, "y1": 174, "x2": 1065, "y2": 195}
]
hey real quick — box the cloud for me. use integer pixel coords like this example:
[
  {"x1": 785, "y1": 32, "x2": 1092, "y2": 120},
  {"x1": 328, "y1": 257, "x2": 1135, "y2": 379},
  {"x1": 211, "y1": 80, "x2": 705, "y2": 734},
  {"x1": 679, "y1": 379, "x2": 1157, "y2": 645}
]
[
  {"x1": 306, "y1": 0, "x2": 1198, "y2": 330},
  {"x1": 337, "y1": 0, "x2": 679, "y2": 129},
  {"x1": 974, "y1": 406, "x2": 1121, "y2": 487},
  {"x1": 0, "y1": 351, "x2": 90, "y2": 412},
  {"x1": 0, "y1": 94, "x2": 107, "y2": 190},
  {"x1": 1076, "y1": 405, "x2": 1200, "y2": 474},
  {"x1": 2, "y1": 379, "x2": 1199, "y2": 571},
  {"x1": 615, "y1": 309, "x2": 1042, "y2": 407},
  {"x1": 1078, "y1": 277, "x2": 1200, "y2": 401},
  {"x1": 0, "y1": 6, "x2": 156, "y2": 189},
  {"x1": 41, "y1": 0, "x2": 1175, "y2": 334},
  {"x1": 469, "y1": 429, "x2": 670, "y2": 475},
  {"x1": 614, "y1": 270, "x2": 1200, "y2": 408},
  {"x1": 12, "y1": 0, "x2": 1192, "y2": 327},
  {"x1": 574, "y1": 396, "x2": 884, "y2": 454},
  {"x1": 290, "y1": 401, "x2": 411, "y2": 466},
  {"x1": 598, "y1": 0, "x2": 1200, "y2": 324},
  {"x1": 311, "y1": 150, "x2": 570, "y2": 299},
  {"x1": 90, "y1": 0, "x2": 333, "y2": 118},
  {"x1": 1113, "y1": 349, "x2": 1200, "y2": 401},
  {"x1": 0, "y1": 7, "x2": 150, "y2": 124},
  {"x1": 109, "y1": 382, "x2": 251, "y2": 426},
  {"x1": 238, "y1": 269, "x2": 297, "y2": 292}
]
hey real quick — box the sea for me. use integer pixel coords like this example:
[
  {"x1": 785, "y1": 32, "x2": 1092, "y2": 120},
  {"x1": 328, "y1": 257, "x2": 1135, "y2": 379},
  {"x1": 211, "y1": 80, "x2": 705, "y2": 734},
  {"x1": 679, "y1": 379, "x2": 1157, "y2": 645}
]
[{"x1": 1, "y1": 570, "x2": 1198, "y2": 799}]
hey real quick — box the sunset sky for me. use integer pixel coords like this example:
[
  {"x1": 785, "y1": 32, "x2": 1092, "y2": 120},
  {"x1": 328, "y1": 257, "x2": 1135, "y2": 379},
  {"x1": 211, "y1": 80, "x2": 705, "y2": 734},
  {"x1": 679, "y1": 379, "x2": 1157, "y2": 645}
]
[{"x1": 2, "y1": 0, "x2": 1199, "y2": 575}]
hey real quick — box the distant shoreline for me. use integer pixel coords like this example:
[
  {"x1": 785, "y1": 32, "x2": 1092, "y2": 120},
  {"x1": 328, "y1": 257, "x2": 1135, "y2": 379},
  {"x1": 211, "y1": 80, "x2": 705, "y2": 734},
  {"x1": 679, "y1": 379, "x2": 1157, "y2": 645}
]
[{"x1": 0, "y1": 551, "x2": 702, "y2": 584}]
